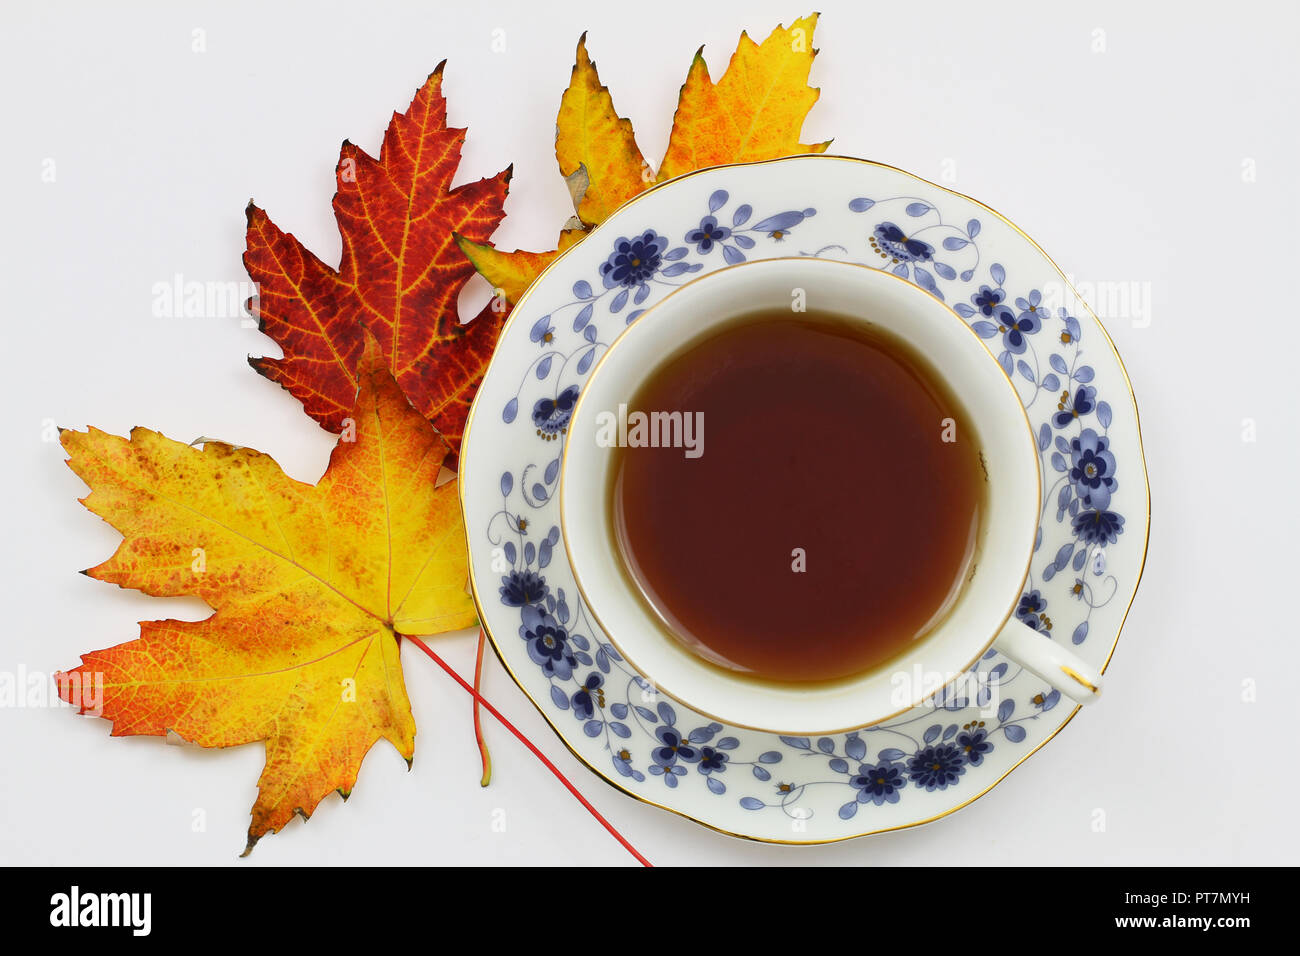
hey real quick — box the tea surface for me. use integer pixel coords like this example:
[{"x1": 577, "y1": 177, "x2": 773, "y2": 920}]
[{"x1": 612, "y1": 312, "x2": 986, "y2": 684}]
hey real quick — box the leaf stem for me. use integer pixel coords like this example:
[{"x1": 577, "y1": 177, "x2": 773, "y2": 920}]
[
  {"x1": 406, "y1": 632, "x2": 652, "y2": 867},
  {"x1": 473, "y1": 628, "x2": 492, "y2": 786}
]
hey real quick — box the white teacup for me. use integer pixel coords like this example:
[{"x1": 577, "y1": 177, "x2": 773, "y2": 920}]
[{"x1": 561, "y1": 257, "x2": 1102, "y2": 733}]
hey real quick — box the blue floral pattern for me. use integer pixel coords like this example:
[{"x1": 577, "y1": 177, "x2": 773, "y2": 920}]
[
  {"x1": 847, "y1": 194, "x2": 983, "y2": 299},
  {"x1": 466, "y1": 160, "x2": 1146, "y2": 840}
]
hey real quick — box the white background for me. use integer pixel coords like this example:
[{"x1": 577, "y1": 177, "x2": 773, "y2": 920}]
[{"x1": 2, "y1": 0, "x2": 1295, "y2": 866}]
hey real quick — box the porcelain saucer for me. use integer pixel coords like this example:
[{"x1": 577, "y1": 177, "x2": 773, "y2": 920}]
[{"x1": 458, "y1": 155, "x2": 1149, "y2": 843}]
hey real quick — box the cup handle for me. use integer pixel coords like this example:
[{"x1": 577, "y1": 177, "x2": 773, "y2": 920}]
[{"x1": 992, "y1": 617, "x2": 1104, "y2": 705}]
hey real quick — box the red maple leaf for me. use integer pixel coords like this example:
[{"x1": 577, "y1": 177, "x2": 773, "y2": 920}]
[{"x1": 243, "y1": 61, "x2": 511, "y2": 465}]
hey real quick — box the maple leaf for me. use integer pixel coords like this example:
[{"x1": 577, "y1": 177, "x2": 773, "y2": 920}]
[
  {"x1": 457, "y1": 14, "x2": 830, "y2": 304},
  {"x1": 56, "y1": 334, "x2": 477, "y2": 855},
  {"x1": 456, "y1": 222, "x2": 587, "y2": 307},
  {"x1": 244, "y1": 61, "x2": 510, "y2": 466}
]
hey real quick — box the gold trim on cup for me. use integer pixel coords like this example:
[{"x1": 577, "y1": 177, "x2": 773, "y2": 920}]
[{"x1": 1060, "y1": 665, "x2": 1101, "y2": 696}]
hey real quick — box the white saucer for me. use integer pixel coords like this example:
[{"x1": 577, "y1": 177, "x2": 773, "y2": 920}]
[{"x1": 459, "y1": 155, "x2": 1149, "y2": 843}]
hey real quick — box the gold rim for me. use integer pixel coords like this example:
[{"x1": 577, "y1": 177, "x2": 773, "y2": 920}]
[
  {"x1": 1059, "y1": 665, "x2": 1101, "y2": 696},
  {"x1": 457, "y1": 153, "x2": 1151, "y2": 846},
  {"x1": 557, "y1": 256, "x2": 1041, "y2": 735}
]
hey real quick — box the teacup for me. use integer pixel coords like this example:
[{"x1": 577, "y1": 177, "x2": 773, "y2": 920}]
[{"x1": 560, "y1": 257, "x2": 1102, "y2": 733}]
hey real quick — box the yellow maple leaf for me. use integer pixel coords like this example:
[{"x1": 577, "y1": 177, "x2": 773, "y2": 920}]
[
  {"x1": 456, "y1": 223, "x2": 587, "y2": 308},
  {"x1": 457, "y1": 14, "x2": 830, "y2": 304},
  {"x1": 557, "y1": 33, "x2": 651, "y2": 226},
  {"x1": 56, "y1": 333, "x2": 476, "y2": 854}
]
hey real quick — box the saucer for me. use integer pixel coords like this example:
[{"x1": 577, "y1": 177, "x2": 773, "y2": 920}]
[{"x1": 458, "y1": 155, "x2": 1149, "y2": 843}]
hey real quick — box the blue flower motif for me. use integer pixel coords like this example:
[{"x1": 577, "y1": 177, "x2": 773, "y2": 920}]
[
  {"x1": 956, "y1": 723, "x2": 994, "y2": 766},
  {"x1": 648, "y1": 763, "x2": 687, "y2": 785},
  {"x1": 869, "y1": 222, "x2": 934, "y2": 263},
  {"x1": 697, "y1": 746, "x2": 729, "y2": 775},
  {"x1": 1015, "y1": 290, "x2": 1049, "y2": 326},
  {"x1": 992, "y1": 301, "x2": 1041, "y2": 354},
  {"x1": 907, "y1": 744, "x2": 966, "y2": 791},
  {"x1": 652, "y1": 725, "x2": 700, "y2": 766},
  {"x1": 1059, "y1": 311, "x2": 1083, "y2": 346},
  {"x1": 600, "y1": 230, "x2": 668, "y2": 289},
  {"x1": 750, "y1": 207, "x2": 814, "y2": 241},
  {"x1": 531, "y1": 385, "x2": 579, "y2": 437},
  {"x1": 1030, "y1": 688, "x2": 1062, "y2": 712},
  {"x1": 1016, "y1": 590, "x2": 1050, "y2": 632},
  {"x1": 685, "y1": 215, "x2": 731, "y2": 254},
  {"x1": 571, "y1": 672, "x2": 603, "y2": 720},
  {"x1": 612, "y1": 746, "x2": 641, "y2": 781},
  {"x1": 1072, "y1": 508, "x2": 1125, "y2": 545},
  {"x1": 1069, "y1": 428, "x2": 1117, "y2": 511},
  {"x1": 972, "y1": 284, "x2": 1005, "y2": 316},
  {"x1": 528, "y1": 314, "x2": 555, "y2": 346},
  {"x1": 521, "y1": 606, "x2": 577, "y2": 680},
  {"x1": 1054, "y1": 385, "x2": 1097, "y2": 428},
  {"x1": 499, "y1": 569, "x2": 548, "y2": 607},
  {"x1": 850, "y1": 762, "x2": 905, "y2": 806}
]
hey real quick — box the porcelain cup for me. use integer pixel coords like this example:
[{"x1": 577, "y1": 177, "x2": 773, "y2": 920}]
[{"x1": 561, "y1": 257, "x2": 1103, "y2": 733}]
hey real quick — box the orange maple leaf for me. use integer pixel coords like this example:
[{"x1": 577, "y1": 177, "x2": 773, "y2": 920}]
[
  {"x1": 456, "y1": 14, "x2": 830, "y2": 304},
  {"x1": 244, "y1": 61, "x2": 510, "y2": 466},
  {"x1": 56, "y1": 334, "x2": 477, "y2": 855}
]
